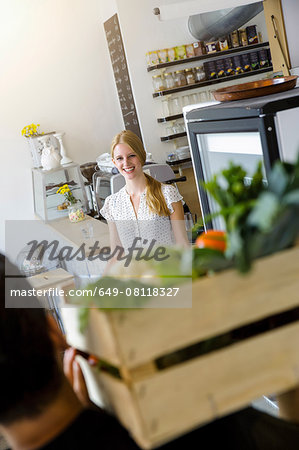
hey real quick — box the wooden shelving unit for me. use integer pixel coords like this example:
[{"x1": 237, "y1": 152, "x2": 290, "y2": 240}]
[
  {"x1": 157, "y1": 113, "x2": 183, "y2": 123},
  {"x1": 149, "y1": 41, "x2": 273, "y2": 143},
  {"x1": 153, "y1": 66, "x2": 273, "y2": 98}
]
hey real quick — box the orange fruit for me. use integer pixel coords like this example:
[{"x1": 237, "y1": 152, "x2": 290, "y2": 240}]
[{"x1": 195, "y1": 230, "x2": 227, "y2": 253}]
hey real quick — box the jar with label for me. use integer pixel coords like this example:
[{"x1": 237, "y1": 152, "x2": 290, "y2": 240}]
[
  {"x1": 224, "y1": 57, "x2": 234, "y2": 76},
  {"x1": 242, "y1": 54, "x2": 251, "y2": 72},
  {"x1": 146, "y1": 50, "x2": 159, "y2": 66},
  {"x1": 203, "y1": 61, "x2": 217, "y2": 80},
  {"x1": 167, "y1": 47, "x2": 176, "y2": 62},
  {"x1": 246, "y1": 25, "x2": 258, "y2": 45},
  {"x1": 219, "y1": 38, "x2": 229, "y2": 51},
  {"x1": 239, "y1": 29, "x2": 248, "y2": 46},
  {"x1": 205, "y1": 41, "x2": 219, "y2": 53},
  {"x1": 152, "y1": 74, "x2": 165, "y2": 92},
  {"x1": 185, "y1": 44, "x2": 195, "y2": 58},
  {"x1": 194, "y1": 66, "x2": 205, "y2": 82},
  {"x1": 174, "y1": 45, "x2": 187, "y2": 60},
  {"x1": 157, "y1": 49, "x2": 168, "y2": 63},
  {"x1": 164, "y1": 72, "x2": 175, "y2": 90},
  {"x1": 249, "y1": 52, "x2": 260, "y2": 70},
  {"x1": 193, "y1": 41, "x2": 206, "y2": 56},
  {"x1": 173, "y1": 70, "x2": 187, "y2": 87},
  {"x1": 233, "y1": 55, "x2": 243, "y2": 75},
  {"x1": 230, "y1": 31, "x2": 239, "y2": 48},
  {"x1": 215, "y1": 59, "x2": 225, "y2": 78},
  {"x1": 185, "y1": 68, "x2": 195, "y2": 85},
  {"x1": 258, "y1": 49, "x2": 269, "y2": 68}
]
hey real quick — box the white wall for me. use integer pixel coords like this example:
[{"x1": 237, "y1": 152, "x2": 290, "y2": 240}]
[
  {"x1": 0, "y1": 0, "x2": 123, "y2": 253},
  {"x1": 99, "y1": 0, "x2": 118, "y2": 22},
  {"x1": 281, "y1": 0, "x2": 299, "y2": 69},
  {"x1": 0, "y1": 0, "x2": 268, "y2": 254}
]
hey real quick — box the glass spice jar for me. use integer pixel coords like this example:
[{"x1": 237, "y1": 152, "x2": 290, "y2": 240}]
[
  {"x1": 164, "y1": 72, "x2": 175, "y2": 90},
  {"x1": 152, "y1": 74, "x2": 165, "y2": 92},
  {"x1": 170, "y1": 97, "x2": 182, "y2": 115},
  {"x1": 185, "y1": 68, "x2": 195, "y2": 84},
  {"x1": 194, "y1": 66, "x2": 205, "y2": 82},
  {"x1": 68, "y1": 203, "x2": 85, "y2": 223},
  {"x1": 173, "y1": 70, "x2": 187, "y2": 87},
  {"x1": 162, "y1": 98, "x2": 171, "y2": 117}
]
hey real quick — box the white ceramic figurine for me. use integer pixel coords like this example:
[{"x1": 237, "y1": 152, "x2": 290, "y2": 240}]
[{"x1": 38, "y1": 135, "x2": 62, "y2": 171}]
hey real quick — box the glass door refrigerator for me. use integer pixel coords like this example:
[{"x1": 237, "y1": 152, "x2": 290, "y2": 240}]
[{"x1": 185, "y1": 87, "x2": 299, "y2": 230}]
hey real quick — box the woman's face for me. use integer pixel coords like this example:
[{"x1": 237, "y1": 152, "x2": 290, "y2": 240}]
[{"x1": 112, "y1": 143, "x2": 143, "y2": 180}]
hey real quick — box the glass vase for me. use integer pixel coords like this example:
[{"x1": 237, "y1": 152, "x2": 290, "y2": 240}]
[{"x1": 68, "y1": 203, "x2": 85, "y2": 223}]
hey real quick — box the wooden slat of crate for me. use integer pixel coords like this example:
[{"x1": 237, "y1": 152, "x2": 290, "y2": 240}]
[
  {"x1": 98, "y1": 372, "x2": 151, "y2": 449},
  {"x1": 60, "y1": 306, "x2": 121, "y2": 366},
  {"x1": 99, "y1": 323, "x2": 299, "y2": 449},
  {"x1": 63, "y1": 245, "x2": 299, "y2": 368},
  {"x1": 80, "y1": 245, "x2": 299, "y2": 369},
  {"x1": 61, "y1": 245, "x2": 299, "y2": 448}
]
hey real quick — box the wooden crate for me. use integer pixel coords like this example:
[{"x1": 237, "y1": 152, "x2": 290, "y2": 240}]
[{"x1": 61, "y1": 245, "x2": 299, "y2": 449}]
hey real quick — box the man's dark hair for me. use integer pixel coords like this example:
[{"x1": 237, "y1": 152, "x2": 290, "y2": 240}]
[{"x1": 0, "y1": 254, "x2": 64, "y2": 424}]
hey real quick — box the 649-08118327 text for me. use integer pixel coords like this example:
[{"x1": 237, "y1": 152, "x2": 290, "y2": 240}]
[{"x1": 94, "y1": 287, "x2": 180, "y2": 297}]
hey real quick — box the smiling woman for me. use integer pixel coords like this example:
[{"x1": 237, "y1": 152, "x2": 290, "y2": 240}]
[{"x1": 99, "y1": 130, "x2": 189, "y2": 261}]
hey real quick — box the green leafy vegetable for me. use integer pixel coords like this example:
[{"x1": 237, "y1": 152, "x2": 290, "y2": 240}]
[{"x1": 199, "y1": 155, "x2": 299, "y2": 272}]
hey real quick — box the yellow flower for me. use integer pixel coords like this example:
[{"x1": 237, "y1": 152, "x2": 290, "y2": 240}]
[
  {"x1": 21, "y1": 123, "x2": 42, "y2": 138},
  {"x1": 57, "y1": 184, "x2": 70, "y2": 195},
  {"x1": 56, "y1": 182, "x2": 78, "y2": 206}
]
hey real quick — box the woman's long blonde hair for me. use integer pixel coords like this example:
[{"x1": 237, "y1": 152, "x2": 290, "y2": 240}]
[{"x1": 111, "y1": 130, "x2": 171, "y2": 217}]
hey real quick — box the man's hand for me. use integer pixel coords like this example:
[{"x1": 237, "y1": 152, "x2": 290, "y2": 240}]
[{"x1": 63, "y1": 347, "x2": 94, "y2": 408}]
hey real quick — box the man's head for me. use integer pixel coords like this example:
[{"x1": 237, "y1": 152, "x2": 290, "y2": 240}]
[{"x1": 0, "y1": 254, "x2": 64, "y2": 425}]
